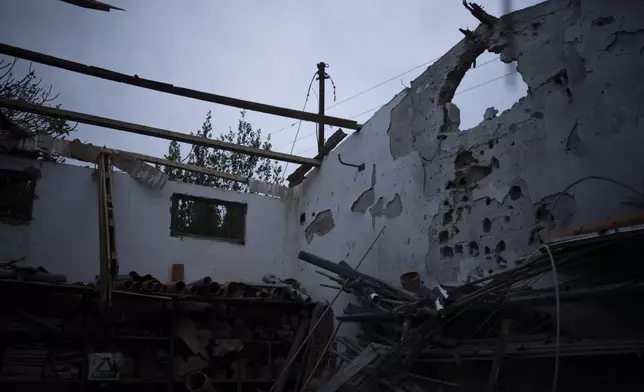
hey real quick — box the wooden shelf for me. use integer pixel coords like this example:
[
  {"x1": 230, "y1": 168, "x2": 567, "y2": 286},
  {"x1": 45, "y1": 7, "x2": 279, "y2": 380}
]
[{"x1": 113, "y1": 335, "x2": 171, "y2": 341}]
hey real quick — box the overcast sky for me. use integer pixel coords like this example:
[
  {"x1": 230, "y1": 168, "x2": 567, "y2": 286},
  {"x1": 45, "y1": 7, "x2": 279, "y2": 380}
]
[{"x1": 0, "y1": 0, "x2": 541, "y2": 176}]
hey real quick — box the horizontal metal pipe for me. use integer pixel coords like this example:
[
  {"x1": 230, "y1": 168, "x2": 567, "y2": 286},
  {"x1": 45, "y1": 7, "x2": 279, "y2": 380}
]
[
  {"x1": 165, "y1": 281, "x2": 186, "y2": 293},
  {"x1": 299, "y1": 251, "x2": 360, "y2": 279}
]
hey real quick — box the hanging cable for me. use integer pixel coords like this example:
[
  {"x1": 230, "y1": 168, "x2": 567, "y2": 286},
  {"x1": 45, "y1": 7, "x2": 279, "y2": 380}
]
[
  {"x1": 279, "y1": 72, "x2": 318, "y2": 182},
  {"x1": 269, "y1": 56, "x2": 500, "y2": 139},
  {"x1": 275, "y1": 65, "x2": 515, "y2": 151},
  {"x1": 540, "y1": 244, "x2": 559, "y2": 392},
  {"x1": 325, "y1": 57, "x2": 442, "y2": 111},
  {"x1": 547, "y1": 175, "x2": 644, "y2": 228}
]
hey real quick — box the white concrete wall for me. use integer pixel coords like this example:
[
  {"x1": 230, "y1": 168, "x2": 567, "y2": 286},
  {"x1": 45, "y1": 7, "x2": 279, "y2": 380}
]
[
  {"x1": 292, "y1": 0, "x2": 644, "y2": 319},
  {"x1": 0, "y1": 157, "x2": 299, "y2": 284}
]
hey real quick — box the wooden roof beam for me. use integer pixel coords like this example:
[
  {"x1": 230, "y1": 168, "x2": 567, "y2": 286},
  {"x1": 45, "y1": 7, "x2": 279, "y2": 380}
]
[
  {"x1": 0, "y1": 43, "x2": 360, "y2": 130},
  {"x1": 0, "y1": 98, "x2": 321, "y2": 166}
]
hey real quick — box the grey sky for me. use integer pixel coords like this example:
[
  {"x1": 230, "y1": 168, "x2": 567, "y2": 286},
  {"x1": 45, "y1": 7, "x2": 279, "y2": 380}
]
[{"x1": 0, "y1": 0, "x2": 541, "y2": 175}]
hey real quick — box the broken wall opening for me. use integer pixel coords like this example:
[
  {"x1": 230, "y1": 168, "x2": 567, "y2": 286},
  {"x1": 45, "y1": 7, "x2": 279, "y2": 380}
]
[{"x1": 452, "y1": 57, "x2": 528, "y2": 130}]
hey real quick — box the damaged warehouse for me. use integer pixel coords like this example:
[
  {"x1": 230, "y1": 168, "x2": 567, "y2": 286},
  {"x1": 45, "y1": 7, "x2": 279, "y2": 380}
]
[{"x1": 2, "y1": 0, "x2": 644, "y2": 390}]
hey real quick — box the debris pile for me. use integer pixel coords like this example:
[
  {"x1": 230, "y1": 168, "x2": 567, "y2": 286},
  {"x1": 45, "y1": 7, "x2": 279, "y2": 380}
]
[{"x1": 301, "y1": 224, "x2": 644, "y2": 391}]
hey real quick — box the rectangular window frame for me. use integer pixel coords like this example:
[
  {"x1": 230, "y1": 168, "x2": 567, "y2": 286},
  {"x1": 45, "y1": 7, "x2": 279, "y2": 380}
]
[
  {"x1": 170, "y1": 193, "x2": 247, "y2": 245},
  {"x1": 0, "y1": 168, "x2": 37, "y2": 223}
]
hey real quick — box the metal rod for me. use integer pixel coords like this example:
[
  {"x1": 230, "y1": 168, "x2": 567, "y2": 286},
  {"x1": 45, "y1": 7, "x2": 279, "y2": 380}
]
[
  {"x1": 0, "y1": 98, "x2": 321, "y2": 166},
  {"x1": 0, "y1": 43, "x2": 360, "y2": 130},
  {"x1": 268, "y1": 225, "x2": 387, "y2": 392}
]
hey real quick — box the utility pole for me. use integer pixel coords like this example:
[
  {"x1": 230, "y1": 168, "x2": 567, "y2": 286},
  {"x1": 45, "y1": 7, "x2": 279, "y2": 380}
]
[{"x1": 317, "y1": 62, "x2": 327, "y2": 156}]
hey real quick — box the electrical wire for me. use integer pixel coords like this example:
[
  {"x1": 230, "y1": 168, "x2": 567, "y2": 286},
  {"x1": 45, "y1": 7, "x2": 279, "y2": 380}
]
[
  {"x1": 180, "y1": 144, "x2": 195, "y2": 163},
  {"x1": 279, "y1": 73, "x2": 317, "y2": 182},
  {"x1": 277, "y1": 66, "x2": 515, "y2": 153},
  {"x1": 540, "y1": 243, "x2": 560, "y2": 392},
  {"x1": 325, "y1": 56, "x2": 442, "y2": 111},
  {"x1": 268, "y1": 56, "x2": 499, "y2": 138},
  {"x1": 272, "y1": 57, "x2": 504, "y2": 150},
  {"x1": 268, "y1": 225, "x2": 387, "y2": 392},
  {"x1": 547, "y1": 176, "x2": 644, "y2": 229},
  {"x1": 347, "y1": 57, "x2": 505, "y2": 121}
]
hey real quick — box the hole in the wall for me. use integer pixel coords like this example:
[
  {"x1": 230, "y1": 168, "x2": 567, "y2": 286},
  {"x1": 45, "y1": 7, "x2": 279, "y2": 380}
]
[
  {"x1": 484, "y1": 246, "x2": 491, "y2": 255},
  {"x1": 454, "y1": 151, "x2": 478, "y2": 170},
  {"x1": 491, "y1": 157, "x2": 500, "y2": 169},
  {"x1": 535, "y1": 204, "x2": 553, "y2": 226},
  {"x1": 485, "y1": 197, "x2": 492, "y2": 206},
  {"x1": 461, "y1": 195, "x2": 468, "y2": 202},
  {"x1": 488, "y1": 140, "x2": 495, "y2": 149},
  {"x1": 509, "y1": 186, "x2": 523, "y2": 201},
  {"x1": 504, "y1": 215, "x2": 511, "y2": 223},
  {"x1": 453, "y1": 60, "x2": 529, "y2": 130},
  {"x1": 467, "y1": 166, "x2": 492, "y2": 185},
  {"x1": 311, "y1": 212, "x2": 316, "y2": 216},
  {"x1": 482, "y1": 218, "x2": 492, "y2": 233},
  {"x1": 455, "y1": 244, "x2": 463, "y2": 254},
  {"x1": 488, "y1": 269, "x2": 494, "y2": 275},
  {"x1": 495, "y1": 240, "x2": 506, "y2": 253},
  {"x1": 440, "y1": 246, "x2": 455, "y2": 259},
  {"x1": 528, "y1": 228, "x2": 542, "y2": 246},
  {"x1": 299, "y1": 213, "x2": 306, "y2": 225},
  {"x1": 438, "y1": 230, "x2": 449, "y2": 244},
  {"x1": 468, "y1": 242, "x2": 479, "y2": 257},
  {"x1": 443, "y1": 200, "x2": 450, "y2": 206},
  {"x1": 443, "y1": 209, "x2": 454, "y2": 225}
]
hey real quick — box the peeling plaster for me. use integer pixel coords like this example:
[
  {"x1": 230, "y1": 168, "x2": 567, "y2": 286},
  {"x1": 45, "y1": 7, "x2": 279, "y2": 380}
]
[
  {"x1": 304, "y1": 209, "x2": 335, "y2": 244},
  {"x1": 350, "y1": 164, "x2": 377, "y2": 213}
]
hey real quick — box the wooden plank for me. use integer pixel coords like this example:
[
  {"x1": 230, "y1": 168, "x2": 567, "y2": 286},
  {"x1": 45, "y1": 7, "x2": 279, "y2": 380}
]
[
  {"x1": 127, "y1": 151, "x2": 248, "y2": 184},
  {"x1": 287, "y1": 129, "x2": 347, "y2": 187},
  {"x1": 0, "y1": 98, "x2": 321, "y2": 166},
  {"x1": 0, "y1": 43, "x2": 360, "y2": 130}
]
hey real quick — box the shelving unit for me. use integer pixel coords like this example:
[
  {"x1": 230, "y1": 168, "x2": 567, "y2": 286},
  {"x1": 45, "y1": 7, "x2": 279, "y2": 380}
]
[{"x1": 0, "y1": 279, "x2": 312, "y2": 391}]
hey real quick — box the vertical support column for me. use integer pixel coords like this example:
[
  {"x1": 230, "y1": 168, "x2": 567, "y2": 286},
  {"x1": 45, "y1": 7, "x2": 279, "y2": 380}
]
[
  {"x1": 97, "y1": 152, "x2": 118, "y2": 316},
  {"x1": 317, "y1": 62, "x2": 327, "y2": 156}
]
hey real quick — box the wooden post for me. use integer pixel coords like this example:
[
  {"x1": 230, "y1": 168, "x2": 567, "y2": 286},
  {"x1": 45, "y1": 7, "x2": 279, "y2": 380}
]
[
  {"x1": 487, "y1": 319, "x2": 512, "y2": 392},
  {"x1": 317, "y1": 62, "x2": 326, "y2": 156}
]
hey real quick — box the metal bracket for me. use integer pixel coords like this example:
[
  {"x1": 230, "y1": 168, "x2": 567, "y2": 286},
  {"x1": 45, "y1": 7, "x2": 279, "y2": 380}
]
[{"x1": 338, "y1": 155, "x2": 365, "y2": 171}]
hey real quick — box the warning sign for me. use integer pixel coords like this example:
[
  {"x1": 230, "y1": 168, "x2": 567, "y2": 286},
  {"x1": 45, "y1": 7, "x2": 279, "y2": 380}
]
[{"x1": 88, "y1": 353, "x2": 121, "y2": 380}]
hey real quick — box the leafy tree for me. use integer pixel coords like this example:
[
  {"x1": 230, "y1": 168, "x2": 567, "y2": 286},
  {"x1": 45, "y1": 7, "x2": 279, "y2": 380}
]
[
  {"x1": 163, "y1": 140, "x2": 184, "y2": 181},
  {"x1": 0, "y1": 58, "x2": 76, "y2": 159},
  {"x1": 163, "y1": 110, "x2": 283, "y2": 191}
]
